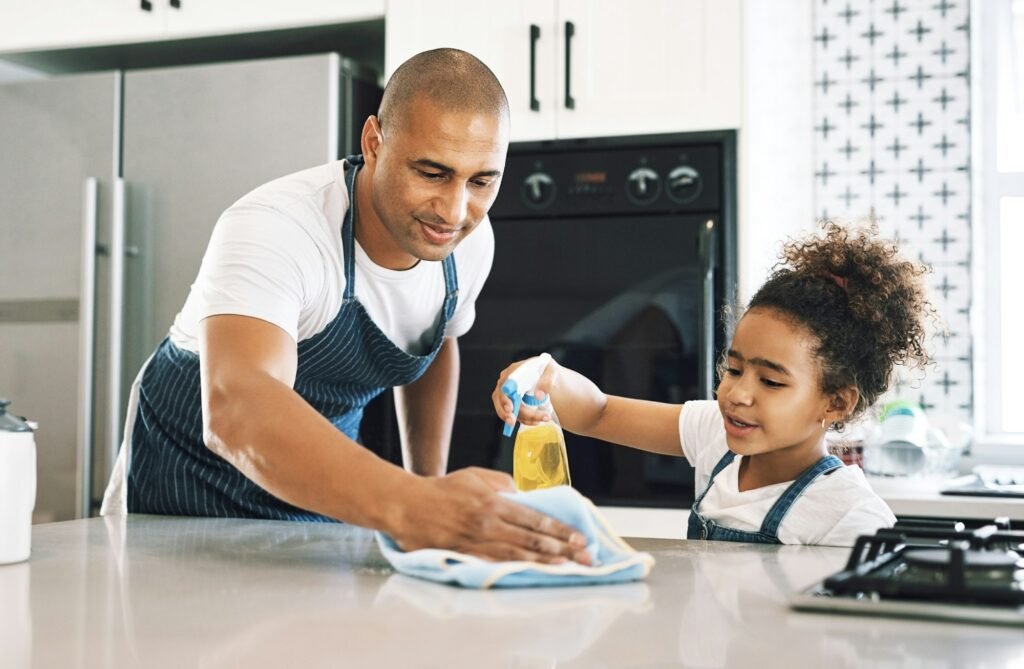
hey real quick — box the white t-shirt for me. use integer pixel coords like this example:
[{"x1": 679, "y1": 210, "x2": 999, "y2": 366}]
[
  {"x1": 677, "y1": 400, "x2": 896, "y2": 547},
  {"x1": 169, "y1": 159, "x2": 494, "y2": 355}
]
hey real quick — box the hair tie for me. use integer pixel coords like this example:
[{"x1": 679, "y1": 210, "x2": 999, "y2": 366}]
[{"x1": 824, "y1": 271, "x2": 849, "y2": 292}]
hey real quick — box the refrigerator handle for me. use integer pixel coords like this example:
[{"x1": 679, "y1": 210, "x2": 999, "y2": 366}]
[
  {"x1": 108, "y1": 178, "x2": 127, "y2": 486},
  {"x1": 76, "y1": 178, "x2": 98, "y2": 518}
]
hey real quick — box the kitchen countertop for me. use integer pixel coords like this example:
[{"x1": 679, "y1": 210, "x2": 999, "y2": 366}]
[
  {"x1": 4, "y1": 517, "x2": 1024, "y2": 668},
  {"x1": 599, "y1": 477, "x2": 1024, "y2": 540},
  {"x1": 866, "y1": 476, "x2": 1024, "y2": 520}
]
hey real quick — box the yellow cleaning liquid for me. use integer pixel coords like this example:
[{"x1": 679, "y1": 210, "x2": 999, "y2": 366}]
[{"x1": 513, "y1": 423, "x2": 571, "y2": 491}]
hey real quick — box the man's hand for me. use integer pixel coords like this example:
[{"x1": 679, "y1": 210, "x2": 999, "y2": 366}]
[{"x1": 387, "y1": 467, "x2": 592, "y2": 565}]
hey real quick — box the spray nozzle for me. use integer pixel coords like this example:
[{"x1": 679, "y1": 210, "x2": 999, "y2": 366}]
[{"x1": 500, "y1": 353, "x2": 552, "y2": 437}]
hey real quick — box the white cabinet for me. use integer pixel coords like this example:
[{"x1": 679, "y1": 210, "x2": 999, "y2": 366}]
[
  {"x1": 554, "y1": 0, "x2": 742, "y2": 138},
  {"x1": 385, "y1": 1, "x2": 557, "y2": 141},
  {"x1": 0, "y1": 0, "x2": 384, "y2": 53},
  {"x1": 385, "y1": 0, "x2": 741, "y2": 142},
  {"x1": 0, "y1": 0, "x2": 167, "y2": 52},
  {"x1": 163, "y1": 0, "x2": 384, "y2": 39}
]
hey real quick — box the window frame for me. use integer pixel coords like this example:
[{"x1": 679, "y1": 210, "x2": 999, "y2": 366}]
[{"x1": 971, "y1": 0, "x2": 1024, "y2": 464}]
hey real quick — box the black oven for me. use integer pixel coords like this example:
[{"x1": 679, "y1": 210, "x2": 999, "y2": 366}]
[
  {"x1": 362, "y1": 132, "x2": 736, "y2": 508},
  {"x1": 454, "y1": 132, "x2": 736, "y2": 507}
]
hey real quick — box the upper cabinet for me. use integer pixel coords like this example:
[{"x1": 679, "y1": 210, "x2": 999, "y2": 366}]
[
  {"x1": 385, "y1": 0, "x2": 742, "y2": 142},
  {"x1": 385, "y1": 1, "x2": 556, "y2": 141},
  {"x1": 162, "y1": 0, "x2": 384, "y2": 39},
  {"x1": 0, "y1": 1, "x2": 385, "y2": 52},
  {"x1": 0, "y1": 1, "x2": 167, "y2": 52}
]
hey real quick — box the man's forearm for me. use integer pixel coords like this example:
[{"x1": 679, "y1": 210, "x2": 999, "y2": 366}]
[
  {"x1": 393, "y1": 336, "x2": 460, "y2": 476},
  {"x1": 203, "y1": 368, "x2": 414, "y2": 530}
]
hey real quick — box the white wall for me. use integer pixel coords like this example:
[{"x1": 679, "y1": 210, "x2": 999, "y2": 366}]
[{"x1": 738, "y1": 0, "x2": 815, "y2": 304}]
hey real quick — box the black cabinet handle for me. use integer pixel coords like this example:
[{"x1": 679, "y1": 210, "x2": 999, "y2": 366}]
[
  {"x1": 169, "y1": 0, "x2": 181, "y2": 7},
  {"x1": 140, "y1": 0, "x2": 152, "y2": 10},
  {"x1": 529, "y1": 24, "x2": 541, "y2": 112},
  {"x1": 564, "y1": 21, "x2": 575, "y2": 110}
]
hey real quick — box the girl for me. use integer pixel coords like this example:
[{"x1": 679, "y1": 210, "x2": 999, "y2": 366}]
[{"x1": 492, "y1": 222, "x2": 934, "y2": 547}]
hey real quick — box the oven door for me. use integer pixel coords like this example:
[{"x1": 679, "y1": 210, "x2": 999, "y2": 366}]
[{"x1": 451, "y1": 213, "x2": 716, "y2": 507}]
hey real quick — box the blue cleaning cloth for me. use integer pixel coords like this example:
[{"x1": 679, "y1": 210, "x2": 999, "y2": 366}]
[{"x1": 376, "y1": 486, "x2": 655, "y2": 589}]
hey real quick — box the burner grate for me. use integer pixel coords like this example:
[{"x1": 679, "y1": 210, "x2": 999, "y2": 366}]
[{"x1": 823, "y1": 518, "x2": 1024, "y2": 606}]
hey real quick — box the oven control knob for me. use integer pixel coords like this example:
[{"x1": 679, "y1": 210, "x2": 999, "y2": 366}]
[
  {"x1": 667, "y1": 165, "x2": 703, "y2": 203},
  {"x1": 626, "y1": 167, "x2": 661, "y2": 205},
  {"x1": 521, "y1": 171, "x2": 556, "y2": 209}
]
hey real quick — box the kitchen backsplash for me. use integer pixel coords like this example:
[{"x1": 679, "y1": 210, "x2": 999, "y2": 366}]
[{"x1": 813, "y1": 0, "x2": 972, "y2": 427}]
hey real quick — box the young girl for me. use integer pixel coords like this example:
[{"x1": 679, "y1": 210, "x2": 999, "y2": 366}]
[{"x1": 492, "y1": 222, "x2": 934, "y2": 547}]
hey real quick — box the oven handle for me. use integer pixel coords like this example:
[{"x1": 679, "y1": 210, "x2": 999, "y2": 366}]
[{"x1": 699, "y1": 219, "x2": 717, "y2": 398}]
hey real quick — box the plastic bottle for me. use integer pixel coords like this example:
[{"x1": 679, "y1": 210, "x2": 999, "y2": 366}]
[
  {"x1": 513, "y1": 393, "x2": 571, "y2": 491},
  {"x1": 499, "y1": 353, "x2": 571, "y2": 491}
]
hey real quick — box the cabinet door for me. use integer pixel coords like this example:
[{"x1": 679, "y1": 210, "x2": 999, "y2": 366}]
[
  {"x1": 0, "y1": 0, "x2": 165, "y2": 52},
  {"x1": 163, "y1": 0, "x2": 384, "y2": 39},
  {"x1": 385, "y1": 0, "x2": 557, "y2": 142},
  {"x1": 555, "y1": 0, "x2": 741, "y2": 138}
]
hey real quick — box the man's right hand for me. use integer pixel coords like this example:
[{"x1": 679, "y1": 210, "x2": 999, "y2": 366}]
[{"x1": 386, "y1": 467, "x2": 592, "y2": 565}]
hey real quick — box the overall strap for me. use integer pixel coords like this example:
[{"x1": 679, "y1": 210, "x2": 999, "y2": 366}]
[
  {"x1": 709, "y1": 450, "x2": 737, "y2": 481},
  {"x1": 691, "y1": 450, "x2": 737, "y2": 511},
  {"x1": 759, "y1": 454, "x2": 844, "y2": 537}
]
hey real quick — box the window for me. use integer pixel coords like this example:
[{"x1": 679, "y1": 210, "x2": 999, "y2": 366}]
[{"x1": 976, "y1": 0, "x2": 1024, "y2": 453}]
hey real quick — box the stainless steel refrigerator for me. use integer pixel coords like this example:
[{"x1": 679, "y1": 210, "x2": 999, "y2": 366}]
[{"x1": 0, "y1": 53, "x2": 381, "y2": 522}]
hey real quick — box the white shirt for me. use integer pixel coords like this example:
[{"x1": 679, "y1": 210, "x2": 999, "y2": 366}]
[
  {"x1": 169, "y1": 159, "x2": 494, "y2": 355},
  {"x1": 677, "y1": 400, "x2": 896, "y2": 547}
]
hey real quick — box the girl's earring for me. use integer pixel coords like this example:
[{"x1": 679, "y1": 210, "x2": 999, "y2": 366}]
[{"x1": 821, "y1": 418, "x2": 828, "y2": 430}]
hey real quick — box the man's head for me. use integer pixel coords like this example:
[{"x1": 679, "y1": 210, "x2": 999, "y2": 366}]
[{"x1": 358, "y1": 49, "x2": 510, "y2": 269}]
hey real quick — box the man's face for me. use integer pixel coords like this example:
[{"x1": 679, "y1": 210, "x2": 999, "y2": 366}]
[{"x1": 363, "y1": 96, "x2": 508, "y2": 266}]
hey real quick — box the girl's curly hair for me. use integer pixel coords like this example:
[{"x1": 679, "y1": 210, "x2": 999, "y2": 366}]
[{"x1": 745, "y1": 221, "x2": 936, "y2": 429}]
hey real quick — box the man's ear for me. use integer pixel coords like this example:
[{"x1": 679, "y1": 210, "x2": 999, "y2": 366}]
[{"x1": 360, "y1": 115, "x2": 384, "y2": 165}]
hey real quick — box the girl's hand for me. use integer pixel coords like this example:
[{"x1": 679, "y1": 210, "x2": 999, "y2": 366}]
[{"x1": 491, "y1": 356, "x2": 560, "y2": 429}]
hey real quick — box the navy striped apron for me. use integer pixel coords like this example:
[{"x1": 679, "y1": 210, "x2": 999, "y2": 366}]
[{"x1": 127, "y1": 155, "x2": 459, "y2": 520}]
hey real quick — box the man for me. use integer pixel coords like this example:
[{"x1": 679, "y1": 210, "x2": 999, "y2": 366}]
[{"x1": 102, "y1": 49, "x2": 589, "y2": 565}]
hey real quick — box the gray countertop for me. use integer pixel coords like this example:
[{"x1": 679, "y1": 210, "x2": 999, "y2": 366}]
[
  {"x1": 4, "y1": 516, "x2": 1024, "y2": 668},
  {"x1": 598, "y1": 481, "x2": 1024, "y2": 540}
]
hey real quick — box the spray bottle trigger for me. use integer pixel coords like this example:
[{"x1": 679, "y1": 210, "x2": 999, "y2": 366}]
[{"x1": 503, "y1": 391, "x2": 521, "y2": 437}]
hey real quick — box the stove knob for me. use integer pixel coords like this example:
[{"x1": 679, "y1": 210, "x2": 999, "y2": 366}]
[
  {"x1": 521, "y1": 171, "x2": 556, "y2": 209},
  {"x1": 626, "y1": 166, "x2": 661, "y2": 205},
  {"x1": 667, "y1": 165, "x2": 703, "y2": 203}
]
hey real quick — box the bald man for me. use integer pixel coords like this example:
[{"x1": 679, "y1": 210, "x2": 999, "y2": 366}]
[{"x1": 100, "y1": 49, "x2": 590, "y2": 565}]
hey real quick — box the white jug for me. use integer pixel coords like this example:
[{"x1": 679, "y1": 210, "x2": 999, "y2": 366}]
[{"x1": 0, "y1": 400, "x2": 36, "y2": 564}]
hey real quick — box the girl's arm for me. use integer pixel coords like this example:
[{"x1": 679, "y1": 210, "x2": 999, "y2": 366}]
[{"x1": 492, "y1": 357, "x2": 685, "y2": 457}]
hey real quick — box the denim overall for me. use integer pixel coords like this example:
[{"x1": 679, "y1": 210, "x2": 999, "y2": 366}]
[
  {"x1": 127, "y1": 155, "x2": 459, "y2": 521},
  {"x1": 686, "y1": 451, "x2": 844, "y2": 543}
]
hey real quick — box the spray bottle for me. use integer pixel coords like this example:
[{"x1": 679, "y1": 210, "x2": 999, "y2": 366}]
[{"x1": 501, "y1": 353, "x2": 571, "y2": 491}]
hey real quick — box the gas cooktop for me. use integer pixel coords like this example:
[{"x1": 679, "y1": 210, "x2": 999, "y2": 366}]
[{"x1": 790, "y1": 518, "x2": 1024, "y2": 626}]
